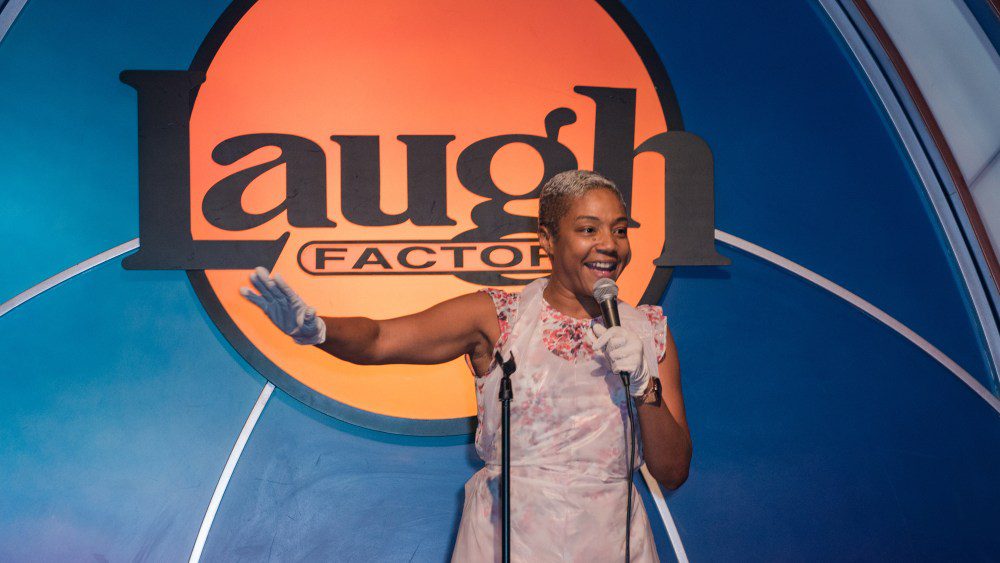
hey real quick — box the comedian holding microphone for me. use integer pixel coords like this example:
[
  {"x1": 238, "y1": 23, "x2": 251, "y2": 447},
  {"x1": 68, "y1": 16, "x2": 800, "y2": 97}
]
[{"x1": 240, "y1": 170, "x2": 692, "y2": 562}]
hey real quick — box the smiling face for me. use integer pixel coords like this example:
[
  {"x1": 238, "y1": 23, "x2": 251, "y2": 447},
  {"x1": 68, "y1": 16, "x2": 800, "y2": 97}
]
[{"x1": 539, "y1": 187, "x2": 631, "y2": 306}]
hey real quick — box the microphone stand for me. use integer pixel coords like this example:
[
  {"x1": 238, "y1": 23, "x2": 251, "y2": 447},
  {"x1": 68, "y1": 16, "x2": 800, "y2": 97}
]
[{"x1": 495, "y1": 352, "x2": 517, "y2": 563}]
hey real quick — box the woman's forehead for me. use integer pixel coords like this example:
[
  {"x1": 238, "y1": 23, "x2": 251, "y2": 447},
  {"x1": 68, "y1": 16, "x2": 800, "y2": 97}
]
[{"x1": 561, "y1": 189, "x2": 627, "y2": 220}]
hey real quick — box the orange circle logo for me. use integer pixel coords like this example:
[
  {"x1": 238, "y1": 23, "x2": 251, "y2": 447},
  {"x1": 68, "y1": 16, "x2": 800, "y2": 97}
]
[{"x1": 123, "y1": 0, "x2": 686, "y2": 434}]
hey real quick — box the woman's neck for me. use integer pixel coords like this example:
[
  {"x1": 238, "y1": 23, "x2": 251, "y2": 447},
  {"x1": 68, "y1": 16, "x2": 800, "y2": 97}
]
[{"x1": 542, "y1": 277, "x2": 603, "y2": 320}]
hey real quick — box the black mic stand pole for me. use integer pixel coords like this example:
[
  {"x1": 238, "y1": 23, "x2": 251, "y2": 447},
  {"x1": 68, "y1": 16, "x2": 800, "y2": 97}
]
[{"x1": 495, "y1": 352, "x2": 516, "y2": 563}]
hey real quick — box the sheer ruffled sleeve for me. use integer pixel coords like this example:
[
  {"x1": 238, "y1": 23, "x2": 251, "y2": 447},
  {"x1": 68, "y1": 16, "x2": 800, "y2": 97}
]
[
  {"x1": 636, "y1": 304, "x2": 668, "y2": 362},
  {"x1": 479, "y1": 288, "x2": 519, "y2": 351}
]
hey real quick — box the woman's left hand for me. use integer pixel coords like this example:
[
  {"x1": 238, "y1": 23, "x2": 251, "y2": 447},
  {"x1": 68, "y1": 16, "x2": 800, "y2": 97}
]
[{"x1": 592, "y1": 324, "x2": 650, "y2": 396}]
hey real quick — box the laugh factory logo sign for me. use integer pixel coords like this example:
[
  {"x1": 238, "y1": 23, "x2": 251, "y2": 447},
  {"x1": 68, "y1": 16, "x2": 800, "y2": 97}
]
[{"x1": 121, "y1": 0, "x2": 726, "y2": 434}]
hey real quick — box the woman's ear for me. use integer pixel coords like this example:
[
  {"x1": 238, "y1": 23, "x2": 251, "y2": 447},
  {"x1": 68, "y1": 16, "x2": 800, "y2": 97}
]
[{"x1": 538, "y1": 226, "x2": 555, "y2": 256}]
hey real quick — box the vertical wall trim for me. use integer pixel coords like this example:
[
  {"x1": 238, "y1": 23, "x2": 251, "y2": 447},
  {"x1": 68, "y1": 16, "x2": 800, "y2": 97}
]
[
  {"x1": 852, "y1": 0, "x2": 1000, "y2": 298},
  {"x1": 817, "y1": 0, "x2": 1000, "y2": 392}
]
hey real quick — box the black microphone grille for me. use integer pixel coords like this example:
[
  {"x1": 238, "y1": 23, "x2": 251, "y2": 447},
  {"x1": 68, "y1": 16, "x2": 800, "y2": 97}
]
[{"x1": 592, "y1": 278, "x2": 619, "y2": 302}]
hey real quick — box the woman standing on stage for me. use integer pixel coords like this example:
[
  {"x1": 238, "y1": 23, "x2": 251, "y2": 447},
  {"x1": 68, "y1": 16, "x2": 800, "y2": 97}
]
[{"x1": 241, "y1": 170, "x2": 692, "y2": 561}]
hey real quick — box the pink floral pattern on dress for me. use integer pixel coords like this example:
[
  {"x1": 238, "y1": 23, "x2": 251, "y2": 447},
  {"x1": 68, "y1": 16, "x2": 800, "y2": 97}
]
[
  {"x1": 636, "y1": 304, "x2": 668, "y2": 361},
  {"x1": 481, "y1": 289, "x2": 666, "y2": 364},
  {"x1": 481, "y1": 288, "x2": 598, "y2": 363},
  {"x1": 540, "y1": 304, "x2": 596, "y2": 362}
]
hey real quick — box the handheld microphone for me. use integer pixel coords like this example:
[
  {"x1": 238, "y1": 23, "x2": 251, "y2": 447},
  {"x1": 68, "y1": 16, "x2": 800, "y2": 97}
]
[{"x1": 592, "y1": 278, "x2": 620, "y2": 329}]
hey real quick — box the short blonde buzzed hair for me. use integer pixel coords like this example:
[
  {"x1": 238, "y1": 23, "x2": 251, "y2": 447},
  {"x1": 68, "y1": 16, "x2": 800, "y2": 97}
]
[{"x1": 538, "y1": 170, "x2": 625, "y2": 237}]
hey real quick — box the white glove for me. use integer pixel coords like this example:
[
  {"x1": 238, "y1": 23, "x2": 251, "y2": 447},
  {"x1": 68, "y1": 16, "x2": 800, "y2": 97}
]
[
  {"x1": 592, "y1": 324, "x2": 650, "y2": 397},
  {"x1": 240, "y1": 266, "x2": 326, "y2": 345}
]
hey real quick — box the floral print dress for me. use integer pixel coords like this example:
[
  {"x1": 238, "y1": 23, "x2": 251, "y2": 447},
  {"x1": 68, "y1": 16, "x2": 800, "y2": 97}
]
[{"x1": 452, "y1": 278, "x2": 668, "y2": 562}]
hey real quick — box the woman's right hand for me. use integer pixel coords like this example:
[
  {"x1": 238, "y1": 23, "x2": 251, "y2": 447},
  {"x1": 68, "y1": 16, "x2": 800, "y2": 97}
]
[{"x1": 240, "y1": 266, "x2": 327, "y2": 345}]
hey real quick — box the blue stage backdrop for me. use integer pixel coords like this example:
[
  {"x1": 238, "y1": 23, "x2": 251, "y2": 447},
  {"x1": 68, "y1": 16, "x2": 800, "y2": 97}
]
[{"x1": 1, "y1": 1, "x2": 998, "y2": 561}]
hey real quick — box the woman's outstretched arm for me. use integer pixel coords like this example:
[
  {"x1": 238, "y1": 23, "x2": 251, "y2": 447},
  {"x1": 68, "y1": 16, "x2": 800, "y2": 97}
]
[
  {"x1": 241, "y1": 267, "x2": 498, "y2": 368},
  {"x1": 316, "y1": 292, "x2": 498, "y2": 366}
]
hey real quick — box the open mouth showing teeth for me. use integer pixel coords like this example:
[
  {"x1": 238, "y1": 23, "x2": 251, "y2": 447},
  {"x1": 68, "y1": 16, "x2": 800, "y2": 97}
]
[{"x1": 585, "y1": 261, "x2": 618, "y2": 272}]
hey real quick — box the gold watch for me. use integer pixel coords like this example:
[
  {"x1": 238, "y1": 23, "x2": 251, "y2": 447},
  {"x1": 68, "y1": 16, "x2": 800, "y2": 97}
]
[{"x1": 638, "y1": 377, "x2": 661, "y2": 405}]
